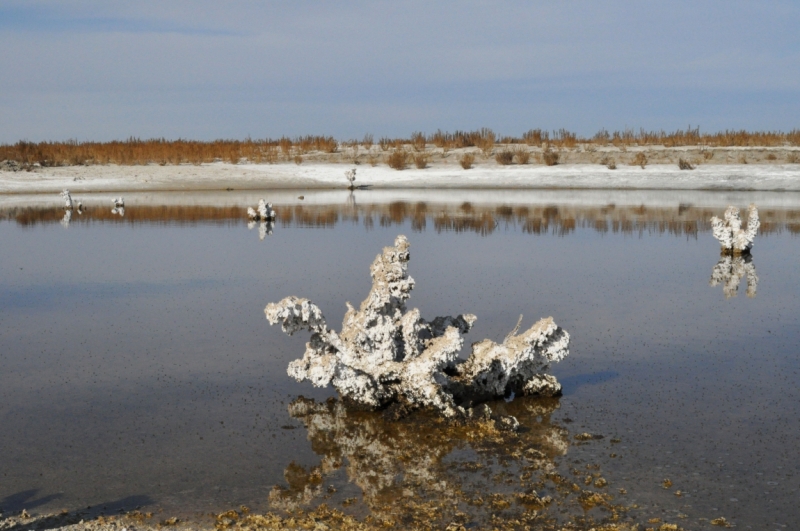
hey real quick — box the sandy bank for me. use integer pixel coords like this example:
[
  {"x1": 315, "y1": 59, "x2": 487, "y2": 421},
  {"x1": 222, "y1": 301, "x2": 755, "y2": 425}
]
[{"x1": 1, "y1": 160, "x2": 800, "y2": 194}]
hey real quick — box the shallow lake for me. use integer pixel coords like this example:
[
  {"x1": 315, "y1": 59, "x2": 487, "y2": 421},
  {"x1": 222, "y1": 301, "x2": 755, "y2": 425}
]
[{"x1": 1, "y1": 189, "x2": 798, "y2": 529}]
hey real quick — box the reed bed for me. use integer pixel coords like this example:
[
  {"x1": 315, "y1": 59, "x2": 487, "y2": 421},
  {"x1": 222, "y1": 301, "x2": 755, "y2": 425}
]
[{"x1": 2, "y1": 128, "x2": 799, "y2": 167}]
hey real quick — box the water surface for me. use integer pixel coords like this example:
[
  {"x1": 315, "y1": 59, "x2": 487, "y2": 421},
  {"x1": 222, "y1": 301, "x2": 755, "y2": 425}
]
[{"x1": 1, "y1": 189, "x2": 798, "y2": 529}]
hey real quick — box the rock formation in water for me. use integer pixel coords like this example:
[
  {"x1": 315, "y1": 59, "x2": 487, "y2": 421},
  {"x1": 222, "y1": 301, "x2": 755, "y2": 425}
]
[
  {"x1": 710, "y1": 254, "x2": 758, "y2": 298},
  {"x1": 265, "y1": 235, "x2": 570, "y2": 419},
  {"x1": 345, "y1": 168, "x2": 356, "y2": 189},
  {"x1": 60, "y1": 189, "x2": 73, "y2": 209},
  {"x1": 59, "y1": 190, "x2": 83, "y2": 226},
  {"x1": 247, "y1": 199, "x2": 277, "y2": 221},
  {"x1": 710, "y1": 204, "x2": 760, "y2": 254}
]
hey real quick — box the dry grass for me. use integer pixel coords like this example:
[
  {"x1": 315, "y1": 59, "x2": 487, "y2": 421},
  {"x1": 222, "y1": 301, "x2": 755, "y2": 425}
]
[
  {"x1": 473, "y1": 128, "x2": 496, "y2": 157},
  {"x1": 459, "y1": 153, "x2": 475, "y2": 169},
  {"x1": 362, "y1": 134, "x2": 373, "y2": 150},
  {"x1": 600, "y1": 156, "x2": 616, "y2": 170},
  {"x1": 523, "y1": 129, "x2": 547, "y2": 146},
  {"x1": 542, "y1": 149, "x2": 559, "y2": 166},
  {"x1": 631, "y1": 152, "x2": 648, "y2": 169},
  {"x1": 413, "y1": 153, "x2": 429, "y2": 169},
  {"x1": 788, "y1": 152, "x2": 799, "y2": 163},
  {"x1": 678, "y1": 158, "x2": 694, "y2": 170},
  {"x1": 513, "y1": 147, "x2": 530, "y2": 164},
  {"x1": 410, "y1": 132, "x2": 426, "y2": 152},
  {"x1": 3, "y1": 127, "x2": 799, "y2": 168},
  {"x1": 386, "y1": 149, "x2": 409, "y2": 170},
  {"x1": 0, "y1": 137, "x2": 340, "y2": 166},
  {"x1": 494, "y1": 149, "x2": 514, "y2": 165}
]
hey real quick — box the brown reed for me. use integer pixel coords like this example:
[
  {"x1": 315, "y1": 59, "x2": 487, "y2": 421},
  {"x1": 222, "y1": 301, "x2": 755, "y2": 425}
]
[
  {"x1": 3, "y1": 127, "x2": 799, "y2": 168},
  {"x1": 386, "y1": 149, "x2": 409, "y2": 170}
]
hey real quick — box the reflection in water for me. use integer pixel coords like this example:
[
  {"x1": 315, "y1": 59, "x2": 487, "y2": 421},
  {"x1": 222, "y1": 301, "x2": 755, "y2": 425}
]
[
  {"x1": 265, "y1": 397, "x2": 634, "y2": 529},
  {"x1": 5, "y1": 200, "x2": 800, "y2": 237},
  {"x1": 710, "y1": 254, "x2": 758, "y2": 298},
  {"x1": 248, "y1": 219, "x2": 275, "y2": 239},
  {"x1": 60, "y1": 209, "x2": 72, "y2": 228}
]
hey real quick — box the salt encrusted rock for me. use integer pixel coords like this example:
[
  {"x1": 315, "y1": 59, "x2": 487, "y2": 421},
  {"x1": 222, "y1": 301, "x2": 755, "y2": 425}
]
[
  {"x1": 247, "y1": 199, "x2": 276, "y2": 221},
  {"x1": 710, "y1": 254, "x2": 758, "y2": 298},
  {"x1": 710, "y1": 204, "x2": 759, "y2": 254},
  {"x1": 265, "y1": 235, "x2": 570, "y2": 418},
  {"x1": 0, "y1": 160, "x2": 22, "y2": 172},
  {"x1": 60, "y1": 189, "x2": 73, "y2": 209},
  {"x1": 345, "y1": 168, "x2": 356, "y2": 189}
]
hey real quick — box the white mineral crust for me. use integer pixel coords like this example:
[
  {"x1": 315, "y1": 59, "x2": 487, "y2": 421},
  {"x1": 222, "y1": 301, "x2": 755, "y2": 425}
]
[
  {"x1": 247, "y1": 199, "x2": 276, "y2": 221},
  {"x1": 60, "y1": 189, "x2": 73, "y2": 209},
  {"x1": 710, "y1": 204, "x2": 760, "y2": 254},
  {"x1": 265, "y1": 235, "x2": 570, "y2": 418}
]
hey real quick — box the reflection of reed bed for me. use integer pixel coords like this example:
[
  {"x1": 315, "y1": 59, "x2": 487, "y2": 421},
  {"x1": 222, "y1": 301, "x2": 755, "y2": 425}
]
[
  {"x1": 4, "y1": 202, "x2": 800, "y2": 235},
  {"x1": 5, "y1": 205, "x2": 244, "y2": 226}
]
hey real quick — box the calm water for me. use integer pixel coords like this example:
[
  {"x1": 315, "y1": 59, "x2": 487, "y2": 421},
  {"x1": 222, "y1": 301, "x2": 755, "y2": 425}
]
[{"x1": 1, "y1": 190, "x2": 798, "y2": 529}]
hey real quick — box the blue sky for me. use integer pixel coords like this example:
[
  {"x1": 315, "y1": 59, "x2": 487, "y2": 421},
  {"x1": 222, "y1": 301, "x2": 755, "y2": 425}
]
[{"x1": 1, "y1": 1, "x2": 798, "y2": 142}]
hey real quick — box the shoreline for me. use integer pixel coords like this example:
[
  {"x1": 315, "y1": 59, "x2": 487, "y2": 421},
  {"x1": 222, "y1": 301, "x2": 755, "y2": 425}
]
[{"x1": 1, "y1": 159, "x2": 800, "y2": 195}]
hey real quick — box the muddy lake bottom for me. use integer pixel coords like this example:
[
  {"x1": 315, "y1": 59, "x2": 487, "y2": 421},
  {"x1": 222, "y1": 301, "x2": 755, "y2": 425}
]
[{"x1": 1, "y1": 189, "x2": 798, "y2": 529}]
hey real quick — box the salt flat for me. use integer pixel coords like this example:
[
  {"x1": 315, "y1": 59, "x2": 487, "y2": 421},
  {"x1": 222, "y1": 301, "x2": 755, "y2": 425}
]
[{"x1": 1, "y1": 161, "x2": 800, "y2": 194}]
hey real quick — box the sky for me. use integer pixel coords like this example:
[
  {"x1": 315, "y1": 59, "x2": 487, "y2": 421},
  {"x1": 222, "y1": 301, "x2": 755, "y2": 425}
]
[{"x1": 1, "y1": 1, "x2": 799, "y2": 142}]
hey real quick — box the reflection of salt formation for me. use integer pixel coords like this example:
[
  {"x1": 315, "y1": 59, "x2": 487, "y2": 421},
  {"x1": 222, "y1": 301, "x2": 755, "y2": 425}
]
[
  {"x1": 60, "y1": 209, "x2": 72, "y2": 228},
  {"x1": 269, "y1": 396, "x2": 568, "y2": 516},
  {"x1": 265, "y1": 235, "x2": 570, "y2": 419},
  {"x1": 711, "y1": 204, "x2": 760, "y2": 254},
  {"x1": 710, "y1": 255, "x2": 758, "y2": 298},
  {"x1": 247, "y1": 199, "x2": 277, "y2": 221},
  {"x1": 111, "y1": 197, "x2": 125, "y2": 216},
  {"x1": 248, "y1": 219, "x2": 275, "y2": 240}
]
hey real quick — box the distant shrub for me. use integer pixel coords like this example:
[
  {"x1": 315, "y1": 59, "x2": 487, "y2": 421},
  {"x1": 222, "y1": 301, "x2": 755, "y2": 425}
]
[
  {"x1": 495, "y1": 149, "x2": 514, "y2": 165},
  {"x1": 411, "y1": 132, "x2": 426, "y2": 152},
  {"x1": 766, "y1": 153, "x2": 777, "y2": 161},
  {"x1": 514, "y1": 147, "x2": 530, "y2": 164},
  {"x1": 472, "y1": 128, "x2": 495, "y2": 156},
  {"x1": 523, "y1": 129, "x2": 548, "y2": 146},
  {"x1": 787, "y1": 152, "x2": 799, "y2": 163},
  {"x1": 362, "y1": 134, "x2": 373, "y2": 150},
  {"x1": 294, "y1": 154, "x2": 303, "y2": 165},
  {"x1": 600, "y1": 156, "x2": 616, "y2": 169},
  {"x1": 631, "y1": 152, "x2": 647, "y2": 168},
  {"x1": 386, "y1": 149, "x2": 409, "y2": 170},
  {"x1": 678, "y1": 158, "x2": 694, "y2": 170},
  {"x1": 542, "y1": 148, "x2": 559, "y2": 166},
  {"x1": 459, "y1": 152, "x2": 475, "y2": 169},
  {"x1": 413, "y1": 153, "x2": 429, "y2": 169}
]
